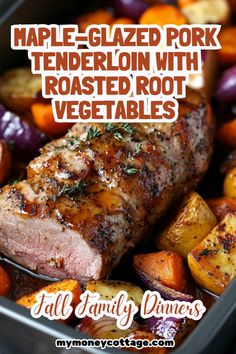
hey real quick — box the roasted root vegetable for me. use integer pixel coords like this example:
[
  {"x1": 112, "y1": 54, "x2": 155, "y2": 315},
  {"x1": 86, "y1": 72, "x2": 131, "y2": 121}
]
[
  {"x1": 136, "y1": 270, "x2": 193, "y2": 302},
  {"x1": 77, "y1": 316, "x2": 138, "y2": 339},
  {"x1": 0, "y1": 105, "x2": 47, "y2": 154},
  {"x1": 86, "y1": 280, "x2": 144, "y2": 307},
  {"x1": 110, "y1": 0, "x2": 148, "y2": 21},
  {"x1": 217, "y1": 119, "x2": 236, "y2": 150},
  {"x1": 145, "y1": 316, "x2": 194, "y2": 346},
  {"x1": 16, "y1": 279, "x2": 82, "y2": 310},
  {"x1": 216, "y1": 66, "x2": 236, "y2": 105},
  {"x1": 223, "y1": 167, "x2": 236, "y2": 199},
  {"x1": 133, "y1": 251, "x2": 186, "y2": 292},
  {"x1": 218, "y1": 27, "x2": 236, "y2": 66},
  {"x1": 0, "y1": 265, "x2": 10, "y2": 297},
  {"x1": 0, "y1": 68, "x2": 42, "y2": 113},
  {"x1": 156, "y1": 192, "x2": 217, "y2": 257},
  {"x1": 0, "y1": 140, "x2": 11, "y2": 184},
  {"x1": 178, "y1": 0, "x2": 196, "y2": 8},
  {"x1": 110, "y1": 17, "x2": 135, "y2": 27},
  {"x1": 188, "y1": 213, "x2": 236, "y2": 295},
  {"x1": 127, "y1": 331, "x2": 168, "y2": 353},
  {"x1": 139, "y1": 4, "x2": 187, "y2": 26},
  {"x1": 31, "y1": 103, "x2": 72, "y2": 137},
  {"x1": 181, "y1": 0, "x2": 229, "y2": 24},
  {"x1": 77, "y1": 9, "x2": 114, "y2": 32},
  {"x1": 207, "y1": 197, "x2": 236, "y2": 221},
  {"x1": 221, "y1": 150, "x2": 236, "y2": 175}
]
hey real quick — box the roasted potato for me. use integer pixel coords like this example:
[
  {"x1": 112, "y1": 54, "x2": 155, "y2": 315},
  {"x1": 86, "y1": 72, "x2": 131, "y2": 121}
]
[
  {"x1": 16, "y1": 279, "x2": 82, "y2": 310},
  {"x1": 156, "y1": 192, "x2": 217, "y2": 257},
  {"x1": 0, "y1": 68, "x2": 42, "y2": 113},
  {"x1": 224, "y1": 167, "x2": 236, "y2": 199},
  {"x1": 0, "y1": 140, "x2": 11, "y2": 185},
  {"x1": 0, "y1": 265, "x2": 10, "y2": 297},
  {"x1": 182, "y1": 0, "x2": 230, "y2": 24},
  {"x1": 188, "y1": 213, "x2": 236, "y2": 295},
  {"x1": 86, "y1": 280, "x2": 144, "y2": 307}
]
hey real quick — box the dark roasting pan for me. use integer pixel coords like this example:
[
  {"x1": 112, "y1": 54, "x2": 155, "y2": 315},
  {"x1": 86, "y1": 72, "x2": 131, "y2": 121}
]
[{"x1": 0, "y1": 1, "x2": 236, "y2": 353}]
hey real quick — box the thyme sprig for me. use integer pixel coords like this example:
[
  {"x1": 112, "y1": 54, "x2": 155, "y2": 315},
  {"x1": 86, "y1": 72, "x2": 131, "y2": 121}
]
[
  {"x1": 123, "y1": 167, "x2": 139, "y2": 175},
  {"x1": 58, "y1": 180, "x2": 86, "y2": 198},
  {"x1": 121, "y1": 123, "x2": 135, "y2": 134},
  {"x1": 134, "y1": 144, "x2": 142, "y2": 156},
  {"x1": 68, "y1": 137, "x2": 81, "y2": 150},
  {"x1": 86, "y1": 126, "x2": 101, "y2": 141}
]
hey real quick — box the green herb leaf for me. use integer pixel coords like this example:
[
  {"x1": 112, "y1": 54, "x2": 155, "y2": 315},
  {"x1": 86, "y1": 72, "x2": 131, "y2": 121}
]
[
  {"x1": 134, "y1": 144, "x2": 142, "y2": 156},
  {"x1": 8, "y1": 170, "x2": 24, "y2": 185},
  {"x1": 58, "y1": 180, "x2": 86, "y2": 198},
  {"x1": 123, "y1": 167, "x2": 139, "y2": 175},
  {"x1": 114, "y1": 132, "x2": 124, "y2": 141},
  {"x1": 86, "y1": 126, "x2": 101, "y2": 141},
  {"x1": 105, "y1": 123, "x2": 117, "y2": 132},
  {"x1": 68, "y1": 137, "x2": 81, "y2": 150},
  {"x1": 199, "y1": 248, "x2": 211, "y2": 256},
  {"x1": 121, "y1": 123, "x2": 134, "y2": 134}
]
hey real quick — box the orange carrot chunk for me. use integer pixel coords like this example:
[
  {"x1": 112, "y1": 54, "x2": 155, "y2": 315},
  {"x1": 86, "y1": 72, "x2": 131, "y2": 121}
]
[
  {"x1": 110, "y1": 17, "x2": 135, "y2": 27},
  {"x1": 178, "y1": 0, "x2": 196, "y2": 8},
  {"x1": 207, "y1": 197, "x2": 236, "y2": 221},
  {"x1": 218, "y1": 27, "x2": 236, "y2": 66},
  {"x1": 31, "y1": 103, "x2": 72, "y2": 138},
  {"x1": 0, "y1": 266, "x2": 11, "y2": 297},
  {"x1": 217, "y1": 118, "x2": 236, "y2": 150},
  {"x1": 77, "y1": 9, "x2": 114, "y2": 33},
  {"x1": 139, "y1": 4, "x2": 187, "y2": 26},
  {"x1": 133, "y1": 251, "x2": 186, "y2": 292}
]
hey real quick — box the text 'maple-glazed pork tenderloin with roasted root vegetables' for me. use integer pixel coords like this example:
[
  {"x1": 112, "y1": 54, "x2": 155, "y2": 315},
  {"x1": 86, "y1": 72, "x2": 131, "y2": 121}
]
[{"x1": 0, "y1": 88, "x2": 213, "y2": 283}]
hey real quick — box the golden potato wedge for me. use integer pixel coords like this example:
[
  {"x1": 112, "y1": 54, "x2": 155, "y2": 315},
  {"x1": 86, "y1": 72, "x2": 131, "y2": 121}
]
[
  {"x1": 86, "y1": 280, "x2": 144, "y2": 307},
  {"x1": 188, "y1": 213, "x2": 236, "y2": 295},
  {"x1": 0, "y1": 68, "x2": 42, "y2": 113},
  {"x1": 156, "y1": 192, "x2": 217, "y2": 257},
  {"x1": 182, "y1": 0, "x2": 230, "y2": 24},
  {"x1": 16, "y1": 279, "x2": 82, "y2": 310},
  {"x1": 224, "y1": 167, "x2": 236, "y2": 199}
]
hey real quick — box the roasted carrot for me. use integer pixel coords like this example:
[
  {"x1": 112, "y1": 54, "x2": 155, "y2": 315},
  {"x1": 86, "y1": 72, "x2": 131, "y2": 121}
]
[
  {"x1": 218, "y1": 27, "x2": 236, "y2": 66},
  {"x1": 0, "y1": 265, "x2": 10, "y2": 297},
  {"x1": 133, "y1": 251, "x2": 186, "y2": 292},
  {"x1": 16, "y1": 279, "x2": 82, "y2": 322},
  {"x1": 110, "y1": 17, "x2": 135, "y2": 27},
  {"x1": 77, "y1": 9, "x2": 114, "y2": 33},
  {"x1": 139, "y1": 4, "x2": 187, "y2": 26},
  {"x1": 178, "y1": 0, "x2": 196, "y2": 8},
  {"x1": 207, "y1": 197, "x2": 236, "y2": 221},
  {"x1": 221, "y1": 150, "x2": 236, "y2": 175},
  {"x1": 31, "y1": 103, "x2": 72, "y2": 137},
  {"x1": 217, "y1": 118, "x2": 236, "y2": 150}
]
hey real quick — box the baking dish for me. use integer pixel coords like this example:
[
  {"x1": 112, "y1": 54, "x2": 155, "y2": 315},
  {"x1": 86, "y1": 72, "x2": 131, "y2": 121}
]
[{"x1": 0, "y1": 1, "x2": 236, "y2": 353}]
